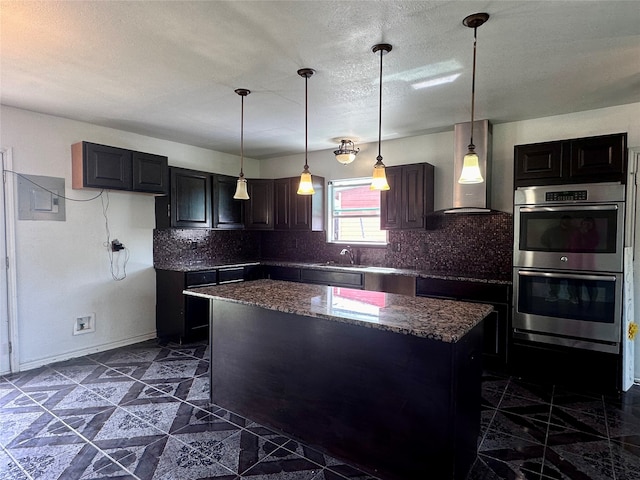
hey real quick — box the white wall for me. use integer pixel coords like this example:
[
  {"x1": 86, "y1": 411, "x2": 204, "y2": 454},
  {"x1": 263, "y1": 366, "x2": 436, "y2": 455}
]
[
  {"x1": 0, "y1": 106, "x2": 258, "y2": 370},
  {"x1": 261, "y1": 102, "x2": 640, "y2": 381}
]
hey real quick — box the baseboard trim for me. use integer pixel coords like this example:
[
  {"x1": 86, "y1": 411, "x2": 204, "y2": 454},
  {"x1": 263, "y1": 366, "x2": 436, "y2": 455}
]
[{"x1": 15, "y1": 332, "x2": 158, "y2": 373}]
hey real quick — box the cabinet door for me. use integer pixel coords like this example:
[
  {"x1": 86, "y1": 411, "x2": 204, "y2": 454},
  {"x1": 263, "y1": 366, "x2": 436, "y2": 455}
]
[
  {"x1": 212, "y1": 174, "x2": 244, "y2": 229},
  {"x1": 245, "y1": 179, "x2": 274, "y2": 230},
  {"x1": 569, "y1": 133, "x2": 626, "y2": 182},
  {"x1": 80, "y1": 142, "x2": 133, "y2": 190},
  {"x1": 401, "y1": 163, "x2": 426, "y2": 229},
  {"x1": 132, "y1": 151, "x2": 168, "y2": 194},
  {"x1": 290, "y1": 177, "x2": 312, "y2": 230},
  {"x1": 273, "y1": 178, "x2": 291, "y2": 230},
  {"x1": 171, "y1": 167, "x2": 212, "y2": 228},
  {"x1": 380, "y1": 166, "x2": 402, "y2": 229},
  {"x1": 514, "y1": 141, "x2": 564, "y2": 187}
]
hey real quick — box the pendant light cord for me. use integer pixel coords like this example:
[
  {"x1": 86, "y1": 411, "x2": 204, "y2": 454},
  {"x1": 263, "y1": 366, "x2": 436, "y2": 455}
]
[
  {"x1": 304, "y1": 73, "x2": 309, "y2": 169},
  {"x1": 469, "y1": 25, "x2": 478, "y2": 148},
  {"x1": 377, "y1": 48, "x2": 383, "y2": 162},
  {"x1": 240, "y1": 93, "x2": 245, "y2": 176}
]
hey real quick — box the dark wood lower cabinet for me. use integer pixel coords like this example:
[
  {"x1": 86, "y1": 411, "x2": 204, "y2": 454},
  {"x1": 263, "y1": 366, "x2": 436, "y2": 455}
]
[
  {"x1": 209, "y1": 299, "x2": 483, "y2": 480},
  {"x1": 416, "y1": 277, "x2": 511, "y2": 371},
  {"x1": 156, "y1": 265, "x2": 261, "y2": 343}
]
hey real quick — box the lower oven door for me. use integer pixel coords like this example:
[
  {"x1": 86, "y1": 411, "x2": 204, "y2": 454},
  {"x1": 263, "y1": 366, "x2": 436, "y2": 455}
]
[{"x1": 513, "y1": 269, "x2": 622, "y2": 353}]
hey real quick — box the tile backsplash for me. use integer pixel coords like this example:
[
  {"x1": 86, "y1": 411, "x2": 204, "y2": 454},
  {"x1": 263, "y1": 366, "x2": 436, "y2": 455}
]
[{"x1": 154, "y1": 211, "x2": 513, "y2": 280}]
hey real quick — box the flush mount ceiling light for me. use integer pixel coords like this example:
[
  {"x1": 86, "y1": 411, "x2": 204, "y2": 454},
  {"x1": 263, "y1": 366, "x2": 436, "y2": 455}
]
[
  {"x1": 370, "y1": 43, "x2": 392, "y2": 191},
  {"x1": 297, "y1": 68, "x2": 316, "y2": 195},
  {"x1": 233, "y1": 88, "x2": 250, "y2": 200},
  {"x1": 458, "y1": 12, "x2": 489, "y2": 185},
  {"x1": 333, "y1": 139, "x2": 359, "y2": 165}
]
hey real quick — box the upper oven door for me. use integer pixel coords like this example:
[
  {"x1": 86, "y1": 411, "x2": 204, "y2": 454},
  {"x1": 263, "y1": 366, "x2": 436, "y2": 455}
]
[{"x1": 514, "y1": 203, "x2": 625, "y2": 272}]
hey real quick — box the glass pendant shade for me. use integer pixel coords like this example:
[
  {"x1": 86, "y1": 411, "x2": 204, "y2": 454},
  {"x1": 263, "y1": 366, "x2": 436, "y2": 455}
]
[
  {"x1": 334, "y1": 139, "x2": 359, "y2": 165},
  {"x1": 370, "y1": 159, "x2": 390, "y2": 191},
  {"x1": 336, "y1": 152, "x2": 357, "y2": 165},
  {"x1": 297, "y1": 166, "x2": 315, "y2": 195},
  {"x1": 458, "y1": 147, "x2": 484, "y2": 184},
  {"x1": 233, "y1": 175, "x2": 249, "y2": 199}
]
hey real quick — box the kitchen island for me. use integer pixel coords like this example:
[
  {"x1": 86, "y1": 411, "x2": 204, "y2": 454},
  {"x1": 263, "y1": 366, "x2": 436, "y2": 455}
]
[{"x1": 184, "y1": 279, "x2": 493, "y2": 480}]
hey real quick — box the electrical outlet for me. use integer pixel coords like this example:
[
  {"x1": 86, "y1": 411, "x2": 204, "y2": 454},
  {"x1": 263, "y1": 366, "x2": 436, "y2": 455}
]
[
  {"x1": 74, "y1": 314, "x2": 95, "y2": 335},
  {"x1": 392, "y1": 242, "x2": 401, "y2": 252}
]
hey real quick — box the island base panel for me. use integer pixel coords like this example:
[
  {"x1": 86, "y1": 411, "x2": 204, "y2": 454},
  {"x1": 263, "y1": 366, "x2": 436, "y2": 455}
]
[{"x1": 210, "y1": 300, "x2": 483, "y2": 480}]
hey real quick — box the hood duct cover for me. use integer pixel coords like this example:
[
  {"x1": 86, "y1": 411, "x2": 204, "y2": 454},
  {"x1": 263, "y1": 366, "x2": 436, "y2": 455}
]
[{"x1": 445, "y1": 119, "x2": 492, "y2": 213}]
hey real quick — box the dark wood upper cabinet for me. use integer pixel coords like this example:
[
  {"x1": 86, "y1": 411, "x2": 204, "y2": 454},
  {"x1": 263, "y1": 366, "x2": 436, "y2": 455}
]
[
  {"x1": 381, "y1": 163, "x2": 434, "y2": 230},
  {"x1": 245, "y1": 179, "x2": 274, "y2": 230},
  {"x1": 514, "y1": 133, "x2": 627, "y2": 187},
  {"x1": 212, "y1": 174, "x2": 244, "y2": 229},
  {"x1": 569, "y1": 133, "x2": 626, "y2": 182},
  {"x1": 132, "y1": 151, "x2": 169, "y2": 194},
  {"x1": 169, "y1": 167, "x2": 212, "y2": 228},
  {"x1": 72, "y1": 141, "x2": 168, "y2": 194},
  {"x1": 274, "y1": 176, "x2": 324, "y2": 231},
  {"x1": 273, "y1": 178, "x2": 291, "y2": 230}
]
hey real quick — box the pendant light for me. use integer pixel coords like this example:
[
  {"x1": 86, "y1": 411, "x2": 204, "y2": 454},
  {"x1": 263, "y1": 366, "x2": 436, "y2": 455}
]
[
  {"x1": 458, "y1": 12, "x2": 489, "y2": 184},
  {"x1": 334, "y1": 139, "x2": 359, "y2": 165},
  {"x1": 370, "y1": 43, "x2": 391, "y2": 191},
  {"x1": 233, "y1": 88, "x2": 251, "y2": 200},
  {"x1": 297, "y1": 68, "x2": 316, "y2": 195}
]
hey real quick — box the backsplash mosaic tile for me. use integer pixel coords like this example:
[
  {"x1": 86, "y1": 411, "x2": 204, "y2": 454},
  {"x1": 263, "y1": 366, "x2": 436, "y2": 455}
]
[
  {"x1": 154, "y1": 211, "x2": 513, "y2": 280},
  {"x1": 154, "y1": 229, "x2": 261, "y2": 269}
]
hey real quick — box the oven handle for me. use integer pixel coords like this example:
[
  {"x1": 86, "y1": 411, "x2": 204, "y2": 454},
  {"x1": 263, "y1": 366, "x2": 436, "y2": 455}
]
[
  {"x1": 517, "y1": 270, "x2": 617, "y2": 282},
  {"x1": 518, "y1": 205, "x2": 619, "y2": 213}
]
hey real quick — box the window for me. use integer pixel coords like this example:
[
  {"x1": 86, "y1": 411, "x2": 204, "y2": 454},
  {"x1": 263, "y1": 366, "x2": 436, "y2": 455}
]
[{"x1": 327, "y1": 178, "x2": 387, "y2": 245}]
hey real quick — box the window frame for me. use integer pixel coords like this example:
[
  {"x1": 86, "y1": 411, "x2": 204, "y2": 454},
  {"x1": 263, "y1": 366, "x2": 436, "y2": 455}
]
[{"x1": 326, "y1": 177, "x2": 388, "y2": 246}]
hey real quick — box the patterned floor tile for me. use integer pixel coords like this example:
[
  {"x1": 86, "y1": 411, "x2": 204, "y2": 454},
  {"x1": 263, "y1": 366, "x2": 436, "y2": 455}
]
[
  {"x1": 7, "y1": 442, "x2": 88, "y2": 479},
  {"x1": 0, "y1": 408, "x2": 47, "y2": 448},
  {"x1": 170, "y1": 402, "x2": 243, "y2": 438},
  {"x1": 0, "y1": 448, "x2": 30, "y2": 480},
  {"x1": 2, "y1": 340, "x2": 639, "y2": 480},
  {"x1": 52, "y1": 383, "x2": 127, "y2": 411},
  {"x1": 482, "y1": 410, "x2": 549, "y2": 446},
  {"x1": 150, "y1": 435, "x2": 238, "y2": 480},
  {"x1": 545, "y1": 438, "x2": 616, "y2": 479},
  {"x1": 9, "y1": 407, "x2": 115, "y2": 448},
  {"x1": 92, "y1": 404, "x2": 172, "y2": 441},
  {"x1": 184, "y1": 374, "x2": 210, "y2": 403},
  {"x1": 94, "y1": 434, "x2": 169, "y2": 480}
]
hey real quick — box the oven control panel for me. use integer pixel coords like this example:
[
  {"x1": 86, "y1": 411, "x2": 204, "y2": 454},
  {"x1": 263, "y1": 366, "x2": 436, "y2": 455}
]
[{"x1": 545, "y1": 190, "x2": 588, "y2": 202}]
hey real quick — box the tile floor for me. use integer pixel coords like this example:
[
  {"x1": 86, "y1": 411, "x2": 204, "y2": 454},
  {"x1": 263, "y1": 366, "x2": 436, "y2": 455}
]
[{"x1": 0, "y1": 339, "x2": 638, "y2": 480}]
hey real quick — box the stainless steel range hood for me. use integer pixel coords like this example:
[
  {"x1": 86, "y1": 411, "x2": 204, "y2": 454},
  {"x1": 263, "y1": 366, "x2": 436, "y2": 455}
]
[{"x1": 444, "y1": 119, "x2": 492, "y2": 214}]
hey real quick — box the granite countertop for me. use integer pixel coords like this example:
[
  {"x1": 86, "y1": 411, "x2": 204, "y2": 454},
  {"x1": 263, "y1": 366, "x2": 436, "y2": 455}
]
[
  {"x1": 184, "y1": 279, "x2": 493, "y2": 343},
  {"x1": 261, "y1": 260, "x2": 512, "y2": 285},
  {"x1": 154, "y1": 260, "x2": 511, "y2": 284},
  {"x1": 155, "y1": 261, "x2": 261, "y2": 272}
]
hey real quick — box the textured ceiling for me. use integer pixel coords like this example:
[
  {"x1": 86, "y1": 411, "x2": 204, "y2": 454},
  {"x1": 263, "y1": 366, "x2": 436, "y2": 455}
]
[{"x1": 1, "y1": 1, "x2": 639, "y2": 159}]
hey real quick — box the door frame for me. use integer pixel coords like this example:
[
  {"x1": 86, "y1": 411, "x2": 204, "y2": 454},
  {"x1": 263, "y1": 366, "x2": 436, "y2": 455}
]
[{"x1": 1, "y1": 147, "x2": 19, "y2": 373}]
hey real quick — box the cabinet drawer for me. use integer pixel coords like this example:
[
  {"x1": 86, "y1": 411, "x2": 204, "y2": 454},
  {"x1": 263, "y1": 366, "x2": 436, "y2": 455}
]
[
  {"x1": 218, "y1": 267, "x2": 245, "y2": 284},
  {"x1": 416, "y1": 277, "x2": 510, "y2": 303},
  {"x1": 185, "y1": 270, "x2": 218, "y2": 287},
  {"x1": 301, "y1": 269, "x2": 364, "y2": 289},
  {"x1": 267, "y1": 266, "x2": 301, "y2": 281}
]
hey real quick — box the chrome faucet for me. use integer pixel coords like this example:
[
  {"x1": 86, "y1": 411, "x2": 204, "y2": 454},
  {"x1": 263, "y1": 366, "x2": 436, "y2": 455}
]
[{"x1": 340, "y1": 246, "x2": 355, "y2": 265}]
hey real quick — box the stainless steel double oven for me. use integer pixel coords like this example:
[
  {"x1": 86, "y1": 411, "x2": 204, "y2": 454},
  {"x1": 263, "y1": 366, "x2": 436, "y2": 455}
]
[{"x1": 513, "y1": 182, "x2": 626, "y2": 353}]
